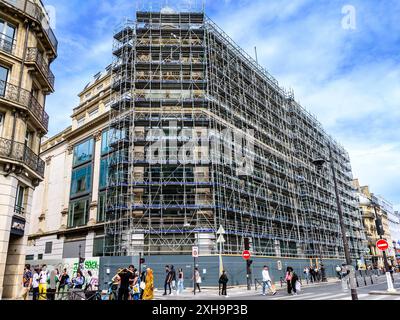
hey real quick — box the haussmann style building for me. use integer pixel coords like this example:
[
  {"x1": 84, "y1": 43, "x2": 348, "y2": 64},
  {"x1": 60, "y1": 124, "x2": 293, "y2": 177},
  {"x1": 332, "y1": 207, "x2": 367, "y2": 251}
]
[{"x1": 0, "y1": 0, "x2": 57, "y2": 299}]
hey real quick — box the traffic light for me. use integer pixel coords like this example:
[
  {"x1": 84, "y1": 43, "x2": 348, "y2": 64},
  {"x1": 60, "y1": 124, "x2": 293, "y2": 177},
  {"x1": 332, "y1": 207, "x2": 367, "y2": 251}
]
[
  {"x1": 246, "y1": 259, "x2": 253, "y2": 274},
  {"x1": 244, "y1": 238, "x2": 250, "y2": 251},
  {"x1": 375, "y1": 218, "x2": 385, "y2": 236}
]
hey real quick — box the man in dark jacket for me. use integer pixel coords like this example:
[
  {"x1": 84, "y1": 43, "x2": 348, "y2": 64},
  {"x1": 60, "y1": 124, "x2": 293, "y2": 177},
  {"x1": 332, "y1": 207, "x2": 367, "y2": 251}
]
[
  {"x1": 219, "y1": 271, "x2": 229, "y2": 296},
  {"x1": 163, "y1": 265, "x2": 171, "y2": 296}
]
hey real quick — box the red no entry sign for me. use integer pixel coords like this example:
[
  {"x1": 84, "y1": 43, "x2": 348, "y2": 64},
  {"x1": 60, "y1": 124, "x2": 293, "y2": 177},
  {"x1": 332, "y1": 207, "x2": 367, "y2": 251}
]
[
  {"x1": 242, "y1": 250, "x2": 251, "y2": 260},
  {"x1": 376, "y1": 239, "x2": 389, "y2": 251}
]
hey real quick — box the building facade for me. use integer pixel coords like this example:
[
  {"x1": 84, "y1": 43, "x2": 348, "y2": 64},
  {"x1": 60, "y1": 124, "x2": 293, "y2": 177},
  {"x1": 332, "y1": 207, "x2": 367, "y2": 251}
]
[
  {"x1": 0, "y1": 0, "x2": 57, "y2": 298},
  {"x1": 28, "y1": 10, "x2": 366, "y2": 271},
  {"x1": 28, "y1": 68, "x2": 111, "y2": 261},
  {"x1": 353, "y1": 179, "x2": 395, "y2": 267}
]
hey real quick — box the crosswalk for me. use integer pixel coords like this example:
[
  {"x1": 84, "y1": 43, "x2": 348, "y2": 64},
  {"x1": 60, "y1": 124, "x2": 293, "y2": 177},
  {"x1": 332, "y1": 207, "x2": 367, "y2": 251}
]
[{"x1": 265, "y1": 291, "x2": 400, "y2": 300}]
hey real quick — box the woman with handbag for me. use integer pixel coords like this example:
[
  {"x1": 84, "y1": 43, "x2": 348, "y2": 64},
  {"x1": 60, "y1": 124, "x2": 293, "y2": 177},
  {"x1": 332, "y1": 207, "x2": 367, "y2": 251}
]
[{"x1": 193, "y1": 267, "x2": 202, "y2": 293}]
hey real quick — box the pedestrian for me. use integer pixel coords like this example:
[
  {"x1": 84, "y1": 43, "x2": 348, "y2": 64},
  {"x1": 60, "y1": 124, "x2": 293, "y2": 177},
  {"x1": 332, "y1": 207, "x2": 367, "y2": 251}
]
[
  {"x1": 21, "y1": 264, "x2": 33, "y2": 300},
  {"x1": 309, "y1": 266, "x2": 316, "y2": 283},
  {"x1": 285, "y1": 267, "x2": 293, "y2": 294},
  {"x1": 32, "y1": 268, "x2": 40, "y2": 301},
  {"x1": 170, "y1": 265, "x2": 177, "y2": 294},
  {"x1": 303, "y1": 266, "x2": 310, "y2": 284},
  {"x1": 335, "y1": 265, "x2": 342, "y2": 279},
  {"x1": 193, "y1": 267, "x2": 202, "y2": 293},
  {"x1": 38, "y1": 265, "x2": 48, "y2": 300},
  {"x1": 219, "y1": 271, "x2": 229, "y2": 297},
  {"x1": 57, "y1": 268, "x2": 70, "y2": 300},
  {"x1": 73, "y1": 270, "x2": 85, "y2": 289},
  {"x1": 47, "y1": 269, "x2": 59, "y2": 300},
  {"x1": 177, "y1": 268, "x2": 184, "y2": 295},
  {"x1": 139, "y1": 270, "x2": 146, "y2": 300},
  {"x1": 117, "y1": 267, "x2": 134, "y2": 301},
  {"x1": 163, "y1": 265, "x2": 172, "y2": 296},
  {"x1": 132, "y1": 271, "x2": 141, "y2": 300},
  {"x1": 262, "y1": 266, "x2": 277, "y2": 296},
  {"x1": 291, "y1": 270, "x2": 300, "y2": 295},
  {"x1": 142, "y1": 268, "x2": 154, "y2": 300},
  {"x1": 315, "y1": 267, "x2": 320, "y2": 282}
]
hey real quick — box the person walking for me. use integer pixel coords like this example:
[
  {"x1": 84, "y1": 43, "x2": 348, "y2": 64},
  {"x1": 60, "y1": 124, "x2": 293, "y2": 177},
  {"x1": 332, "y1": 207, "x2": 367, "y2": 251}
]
[
  {"x1": 219, "y1": 271, "x2": 229, "y2": 297},
  {"x1": 262, "y1": 266, "x2": 277, "y2": 296},
  {"x1": 309, "y1": 266, "x2": 316, "y2": 283},
  {"x1": 32, "y1": 268, "x2": 40, "y2": 301},
  {"x1": 303, "y1": 267, "x2": 310, "y2": 284},
  {"x1": 140, "y1": 270, "x2": 146, "y2": 300},
  {"x1": 291, "y1": 270, "x2": 300, "y2": 295},
  {"x1": 57, "y1": 268, "x2": 70, "y2": 300},
  {"x1": 170, "y1": 265, "x2": 177, "y2": 295},
  {"x1": 177, "y1": 268, "x2": 184, "y2": 295},
  {"x1": 21, "y1": 264, "x2": 33, "y2": 300},
  {"x1": 285, "y1": 267, "x2": 293, "y2": 295},
  {"x1": 47, "y1": 269, "x2": 59, "y2": 300},
  {"x1": 193, "y1": 267, "x2": 202, "y2": 293},
  {"x1": 38, "y1": 265, "x2": 48, "y2": 300},
  {"x1": 142, "y1": 268, "x2": 154, "y2": 300},
  {"x1": 163, "y1": 265, "x2": 172, "y2": 296}
]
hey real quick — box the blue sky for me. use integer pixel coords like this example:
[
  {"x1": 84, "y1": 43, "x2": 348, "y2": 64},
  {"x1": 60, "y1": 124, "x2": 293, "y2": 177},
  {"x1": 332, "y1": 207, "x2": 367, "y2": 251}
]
[{"x1": 43, "y1": 0, "x2": 400, "y2": 210}]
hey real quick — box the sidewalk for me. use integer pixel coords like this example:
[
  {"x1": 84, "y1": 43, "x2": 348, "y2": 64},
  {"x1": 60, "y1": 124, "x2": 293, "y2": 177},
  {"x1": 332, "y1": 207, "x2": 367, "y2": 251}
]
[{"x1": 154, "y1": 277, "x2": 341, "y2": 299}]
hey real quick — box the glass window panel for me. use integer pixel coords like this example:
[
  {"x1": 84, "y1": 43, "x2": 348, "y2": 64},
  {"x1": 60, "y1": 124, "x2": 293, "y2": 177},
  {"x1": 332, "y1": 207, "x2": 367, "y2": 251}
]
[
  {"x1": 99, "y1": 158, "x2": 108, "y2": 189},
  {"x1": 68, "y1": 198, "x2": 89, "y2": 228},
  {"x1": 97, "y1": 193, "x2": 106, "y2": 223},
  {"x1": 73, "y1": 139, "x2": 94, "y2": 166},
  {"x1": 93, "y1": 237, "x2": 105, "y2": 257},
  {"x1": 70, "y1": 165, "x2": 92, "y2": 197}
]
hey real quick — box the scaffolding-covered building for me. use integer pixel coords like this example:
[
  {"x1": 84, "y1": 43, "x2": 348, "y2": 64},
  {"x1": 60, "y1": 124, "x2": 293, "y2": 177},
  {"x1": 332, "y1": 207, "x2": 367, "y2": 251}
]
[{"x1": 104, "y1": 10, "x2": 366, "y2": 261}]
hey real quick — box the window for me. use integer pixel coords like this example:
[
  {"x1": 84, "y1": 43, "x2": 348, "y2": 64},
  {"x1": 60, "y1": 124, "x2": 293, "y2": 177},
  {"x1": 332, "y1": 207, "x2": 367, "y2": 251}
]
[
  {"x1": 0, "y1": 65, "x2": 9, "y2": 96},
  {"x1": 77, "y1": 117, "x2": 85, "y2": 128},
  {"x1": 97, "y1": 84, "x2": 104, "y2": 91},
  {"x1": 99, "y1": 158, "x2": 108, "y2": 189},
  {"x1": 93, "y1": 237, "x2": 105, "y2": 257},
  {"x1": 0, "y1": 112, "x2": 4, "y2": 136},
  {"x1": 88, "y1": 108, "x2": 98, "y2": 119},
  {"x1": 0, "y1": 19, "x2": 16, "y2": 54},
  {"x1": 97, "y1": 193, "x2": 106, "y2": 223},
  {"x1": 15, "y1": 185, "x2": 26, "y2": 215},
  {"x1": 70, "y1": 164, "x2": 92, "y2": 197},
  {"x1": 73, "y1": 138, "x2": 94, "y2": 167},
  {"x1": 45, "y1": 242, "x2": 53, "y2": 254},
  {"x1": 68, "y1": 198, "x2": 90, "y2": 228},
  {"x1": 38, "y1": 254, "x2": 43, "y2": 260},
  {"x1": 85, "y1": 92, "x2": 91, "y2": 99},
  {"x1": 25, "y1": 255, "x2": 34, "y2": 261},
  {"x1": 25, "y1": 130, "x2": 33, "y2": 149},
  {"x1": 101, "y1": 129, "x2": 121, "y2": 155}
]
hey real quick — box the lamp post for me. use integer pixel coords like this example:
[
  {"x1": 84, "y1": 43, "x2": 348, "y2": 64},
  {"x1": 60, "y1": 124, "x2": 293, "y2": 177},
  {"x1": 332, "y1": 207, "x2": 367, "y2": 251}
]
[
  {"x1": 312, "y1": 143, "x2": 358, "y2": 300},
  {"x1": 216, "y1": 225, "x2": 226, "y2": 277}
]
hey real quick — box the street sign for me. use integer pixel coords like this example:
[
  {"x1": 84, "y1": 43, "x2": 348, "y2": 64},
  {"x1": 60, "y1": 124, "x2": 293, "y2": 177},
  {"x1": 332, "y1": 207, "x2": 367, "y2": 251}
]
[
  {"x1": 376, "y1": 239, "x2": 389, "y2": 251},
  {"x1": 242, "y1": 250, "x2": 251, "y2": 260},
  {"x1": 217, "y1": 225, "x2": 226, "y2": 235},
  {"x1": 216, "y1": 234, "x2": 226, "y2": 243},
  {"x1": 192, "y1": 246, "x2": 199, "y2": 258}
]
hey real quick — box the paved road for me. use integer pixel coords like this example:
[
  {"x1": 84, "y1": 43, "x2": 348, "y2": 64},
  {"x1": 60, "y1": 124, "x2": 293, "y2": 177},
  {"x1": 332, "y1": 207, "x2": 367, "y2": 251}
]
[{"x1": 155, "y1": 274, "x2": 400, "y2": 300}]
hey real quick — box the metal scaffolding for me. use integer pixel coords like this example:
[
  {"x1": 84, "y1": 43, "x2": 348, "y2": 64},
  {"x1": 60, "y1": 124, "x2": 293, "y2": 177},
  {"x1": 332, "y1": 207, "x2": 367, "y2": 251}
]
[{"x1": 104, "y1": 10, "x2": 366, "y2": 259}]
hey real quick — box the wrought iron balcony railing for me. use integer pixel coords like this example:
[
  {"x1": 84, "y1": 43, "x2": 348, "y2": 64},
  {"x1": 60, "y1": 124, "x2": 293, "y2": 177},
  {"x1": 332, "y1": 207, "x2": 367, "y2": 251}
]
[
  {"x1": 0, "y1": 33, "x2": 16, "y2": 55},
  {"x1": 0, "y1": 137, "x2": 45, "y2": 177},
  {"x1": 1, "y1": 0, "x2": 58, "y2": 52},
  {"x1": 0, "y1": 80, "x2": 49, "y2": 131},
  {"x1": 26, "y1": 47, "x2": 55, "y2": 90}
]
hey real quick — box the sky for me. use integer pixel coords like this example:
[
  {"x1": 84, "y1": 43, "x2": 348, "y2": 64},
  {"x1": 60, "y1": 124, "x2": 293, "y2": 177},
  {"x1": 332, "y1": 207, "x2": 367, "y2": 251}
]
[{"x1": 43, "y1": 0, "x2": 400, "y2": 210}]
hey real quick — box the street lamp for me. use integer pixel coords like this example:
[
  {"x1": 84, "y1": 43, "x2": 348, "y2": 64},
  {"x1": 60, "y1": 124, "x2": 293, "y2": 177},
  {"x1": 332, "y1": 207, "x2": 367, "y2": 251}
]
[
  {"x1": 216, "y1": 225, "x2": 226, "y2": 277},
  {"x1": 312, "y1": 144, "x2": 358, "y2": 300}
]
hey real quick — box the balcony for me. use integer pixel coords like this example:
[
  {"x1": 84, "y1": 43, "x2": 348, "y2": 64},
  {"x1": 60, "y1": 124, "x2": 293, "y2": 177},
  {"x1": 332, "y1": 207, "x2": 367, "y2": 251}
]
[
  {"x1": 0, "y1": 137, "x2": 45, "y2": 177},
  {"x1": 25, "y1": 48, "x2": 55, "y2": 92},
  {"x1": 0, "y1": 80, "x2": 49, "y2": 131},
  {"x1": 0, "y1": 33, "x2": 16, "y2": 55},
  {"x1": 0, "y1": 0, "x2": 58, "y2": 53}
]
